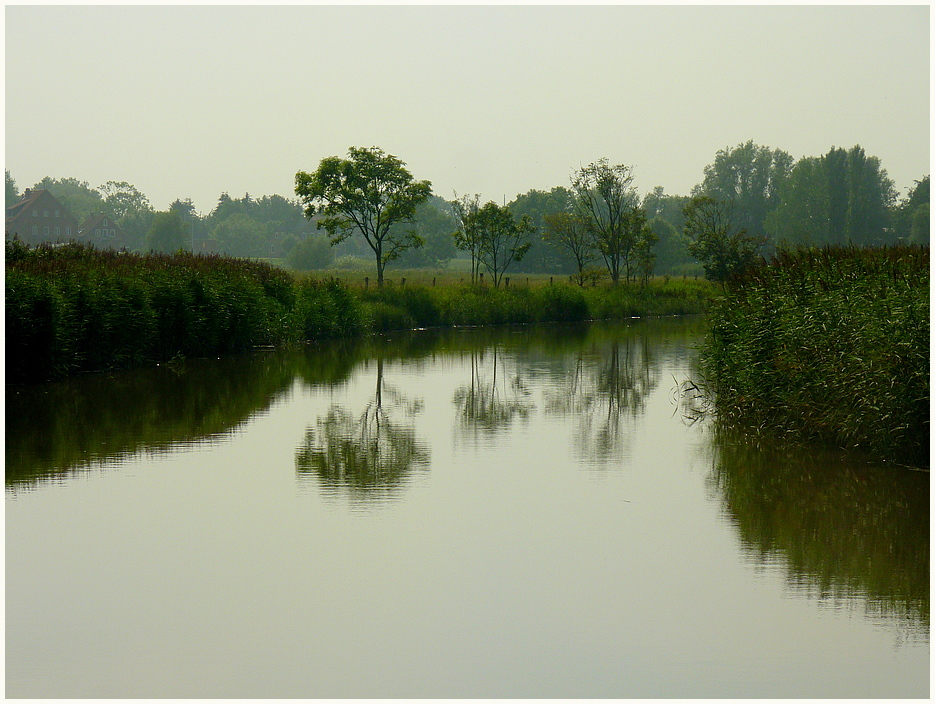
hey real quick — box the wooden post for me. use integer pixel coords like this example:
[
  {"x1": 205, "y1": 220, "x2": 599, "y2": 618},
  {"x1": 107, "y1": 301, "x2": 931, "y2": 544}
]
[{"x1": 365, "y1": 276, "x2": 369, "y2": 289}]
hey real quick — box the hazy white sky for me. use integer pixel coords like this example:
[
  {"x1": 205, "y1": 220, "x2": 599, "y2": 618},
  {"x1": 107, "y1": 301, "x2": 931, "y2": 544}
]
[{"x1": 5, "y1": 4, "x2": 930, "y2": 215}]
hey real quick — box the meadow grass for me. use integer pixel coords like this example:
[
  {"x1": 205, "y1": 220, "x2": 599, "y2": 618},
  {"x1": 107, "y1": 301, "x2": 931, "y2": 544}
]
[{"x1": 701, "y1": 244, "x2": 929, "y2": 467}]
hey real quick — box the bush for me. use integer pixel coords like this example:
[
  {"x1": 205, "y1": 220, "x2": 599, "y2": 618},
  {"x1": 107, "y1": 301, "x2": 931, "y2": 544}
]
[{"x1": 286, "y1": 235, "x2": 335, "y2": 271}]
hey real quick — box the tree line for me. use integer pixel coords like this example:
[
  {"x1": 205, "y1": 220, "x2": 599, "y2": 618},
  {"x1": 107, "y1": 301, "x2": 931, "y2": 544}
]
[{"x1": 6, "y1": 139, "x2": 929, "y2": 283}]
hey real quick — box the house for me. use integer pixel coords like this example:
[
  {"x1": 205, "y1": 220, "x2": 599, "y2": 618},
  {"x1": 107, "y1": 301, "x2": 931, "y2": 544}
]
[
  {"x1": 78, "y1": 212, "x2": 129, "y2": 250},
  {"x1": 5, "y1": 188, "x2": 80, "y2": 245}
]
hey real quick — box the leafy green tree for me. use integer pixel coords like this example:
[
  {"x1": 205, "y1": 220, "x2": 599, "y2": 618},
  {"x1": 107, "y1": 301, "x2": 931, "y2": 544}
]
[
  {"x1": 571, "y1": 159, "x2": 644, "y2": 284},
  {"x1": 6, "y1": 170, "x2": 20, "y2": 208},
  {"x1": 843, "y1": 145, "x2": 896, "y2": 246},
  {"x1": 474, "y1": 201, "x2": 534, "y2": 288},
  {"x1": 294, "y1": 146, "x2": 432, "y2": 286},
  {"x1": 682, "y1": 195, "x2": 764, "y2": 283},
  {"x1": 32, "y1": 176, "x2": 105, "y2": 222},
  {"x1": 642, "y1": 186, "x2": 690, "y2": 234},
  {"x1": 893, "y1": 175, "x2": 929, "y2": 244},
  {"x1": 99, "y1": 181, "x2": 155, "y2": 250},
  {"x1": 452, "y1": 192, "x2": 483, "y2": 283},
  {"x1": 145, "y1": 210, "x2": 187, "y2": 253},
  {"x1": 765, "y1": 145, "x2": 898, "y2": 247},
  {"x1": 508, "y1": 187, "x2": 576, "y2": 274},
  {"x1": 695, "y1": 141, "x2": 793, "y2": 245},
  {"x1": 910, "y1": 203, "x2": 929, "y2": 245},
  {"x1": 543, "y1": 211, "x2": 595, "y2": 286},
  {"x1": 211, "y1": 213, "x2": 271, "y2": 258},
  {"x1": 393, "y1": 196, "x2": 458, "y2": 268},
  {"x1": 648, "y1": 216, "x2": 694, "y2": 274},
  {"x1": 764, "y1": 156, "x2": 829, "y2": 246},
  {"x1": 286, "y1": 234, "x2": 335, "y2": 270},
  {"x1": 631, "y1": 210, "x2": 659, "y2": 284}
]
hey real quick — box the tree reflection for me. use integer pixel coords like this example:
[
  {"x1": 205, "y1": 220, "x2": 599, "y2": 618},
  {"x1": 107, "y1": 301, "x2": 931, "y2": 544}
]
[
  {"x1": 453, "y1": 346, "x2": 534, "y2": 438},
  {"x1": 706, "y1": 427, "x2": 929, "y2": 639},
  {"x1": 545, "y1": 335, "x2": 659, "y2": 464},
  {"x1": 296, "y1": 355, "x2": 430, "y2": 501}
]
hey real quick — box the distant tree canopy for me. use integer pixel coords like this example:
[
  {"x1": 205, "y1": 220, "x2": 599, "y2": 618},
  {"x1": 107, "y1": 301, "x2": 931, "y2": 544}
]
[
  {"x1": 295, "y1": 146, "x2": 432, "y2": 285},
  {"x1": 694, "y1": 141, "x2": 793, "y2": 246},
  {"x1": 145, "y1": 210, "x2": 187, "y2": 253},
  {"x1": 7, "y1": 140, "x2": 923, "y2": 271},
  {"x1": 764, "y1": 145, "x2": 897, "y2": 247},
  {"x1": 6, "y1": 170, "x2": 20, "y2": 208},
  {"x1": 32, "y1": 176, "x2": 106, "y2": 223}
]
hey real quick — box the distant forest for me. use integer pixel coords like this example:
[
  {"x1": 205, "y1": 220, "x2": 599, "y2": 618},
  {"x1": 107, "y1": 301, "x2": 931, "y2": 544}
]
[{"x1": 5, "y1": 140, "x2": 929, "y2": 276}]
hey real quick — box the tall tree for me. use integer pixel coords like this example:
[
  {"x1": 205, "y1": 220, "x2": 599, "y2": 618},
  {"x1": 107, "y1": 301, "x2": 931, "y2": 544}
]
[
  {"x1": 543, "y1": 211, "x2": 595, "y2": 286},
  {"x1": 570, "y1": 159, "x2": 642, "y2": 284},
  {"x1": 452, "y1": 192, "x2": 484, "y2": 284},
  {"x1": 99, "y1": 181, "x2": 155, "y2": 250},
  {"x1": 765, "y1": 145, "x2": 897, "y2": 247},
  {"x1": 295, "y1": 146, "x2": 432, "y2": 286},
  {"x1": 696, "y1": 141, "x2": 793, "y2": 245},
  {"x1": 844, "y1": 145, "x2": 896, "y2": 246},
  {"x1": 474, "y1": 201, "x2": 534, "y2": 288},
  {"x1": 393, "y1": 196, "x2": 458, "y2": 269}
]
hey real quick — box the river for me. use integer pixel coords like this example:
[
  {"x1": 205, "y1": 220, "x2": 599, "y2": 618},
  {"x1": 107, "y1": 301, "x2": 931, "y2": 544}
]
[{"x1": 6, "y1": 318, "x2": 929, "y2": 697}]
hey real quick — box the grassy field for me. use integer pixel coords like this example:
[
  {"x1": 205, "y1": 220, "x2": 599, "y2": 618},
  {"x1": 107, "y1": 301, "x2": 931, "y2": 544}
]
[{"x1": 701, "y1": 244, "x2": 929, "y2": 468}]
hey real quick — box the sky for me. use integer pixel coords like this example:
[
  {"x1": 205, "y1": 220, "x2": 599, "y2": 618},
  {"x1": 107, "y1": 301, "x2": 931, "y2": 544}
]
[{"x1": 5, "y1": 4, "x2": 930, "y2": 216}]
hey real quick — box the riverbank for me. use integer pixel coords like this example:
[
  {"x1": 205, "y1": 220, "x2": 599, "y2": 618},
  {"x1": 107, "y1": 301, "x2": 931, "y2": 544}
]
[
  {"x1": 5, "y1": 239, "x2": 715, "y2": 382},
  {"x1": 701, "y1": 244, "x2": 929, "y2": 468}
]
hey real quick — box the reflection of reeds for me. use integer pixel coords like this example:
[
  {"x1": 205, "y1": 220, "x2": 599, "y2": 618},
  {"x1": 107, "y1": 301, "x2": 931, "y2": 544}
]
[
  {"x1": 707, "y1": 427, "x2": 929, "y2": 638},
  {"x1": 702, "y1": 245, "x2": 928, "y2": 467}
]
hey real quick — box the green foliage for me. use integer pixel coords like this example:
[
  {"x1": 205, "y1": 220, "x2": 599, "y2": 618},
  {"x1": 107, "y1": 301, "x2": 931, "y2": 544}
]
[
  {"x1": 682, "y1": 195, "x2": 765, "y2": 282},
  {"x1": 702, "y1": 245, "x2": 929, "y2": 467},
  {"x1": 5, "y1": 240, "x2": 362, "y2": 381},
  {"x1": 474, "y1": 201, "x2": 534, "y2": 288},
  {"x1": 286, "y1": 234, "x2": 335, "y2": 271},
  {"x1": 146, "y1": 210, "x2": 188, "y2": 253},
  {"x1": 31, "y1": 176, "x2": 106, "y2": 222},
  {"x1": 391, "y1": 196, "x2": 458, "y2": 269},
  {"x1": 210, "y1": 213, "x2": 271, "y2": 258},
  {"x1": 507, "y1": 187, "x2": 576, "y2": 274},
  {"x1": 295, "y1": 146, "x2": 432, "y2": 285},
  {"x1": 6, "y1": 169, "x2": 20, "y2": 208},
  {"x1": 543, "y1": 211, "x2": 595, "y2": 286},
  {"x1": 695, "y1": 140, "x2": 793, "y2": 244},
  {"x1": 648, "y1": 216, "x2": 694, "y2": 274},
  {"x1": 571, "y1": 159, "x2": 648, "y2": 283},
  {"x1": 765, "y1": 146, "x2": 898, "y2": 248}
]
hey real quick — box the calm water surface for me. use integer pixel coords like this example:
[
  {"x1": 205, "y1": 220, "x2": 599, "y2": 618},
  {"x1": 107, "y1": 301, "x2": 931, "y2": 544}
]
[{"x1": 6, "y1": 319, "x2": 929, "y2": 697}]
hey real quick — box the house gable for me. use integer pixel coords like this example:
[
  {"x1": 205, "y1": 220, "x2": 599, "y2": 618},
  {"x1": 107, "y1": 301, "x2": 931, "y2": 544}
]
[{"x1": 5, "y1": 189, "x2": 80, "y2": 245}]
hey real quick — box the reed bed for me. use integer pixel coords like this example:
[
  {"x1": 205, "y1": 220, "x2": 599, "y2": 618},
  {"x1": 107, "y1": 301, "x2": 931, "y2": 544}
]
[
  {"x1": 6, "y1": 240, "x2": 364, "y2": 381},
  {"x1": 702, "y1": 245, "x2": 929, "y2": 467},
  {"x1": 6, "y1": 239, "x2": 714, "y2": 381}
]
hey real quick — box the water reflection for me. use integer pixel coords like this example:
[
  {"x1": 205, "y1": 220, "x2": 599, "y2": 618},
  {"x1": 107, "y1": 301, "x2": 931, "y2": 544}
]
[
  {"x1": 295, "y1": 354, "x2": 430, "y2": 502},
  {"x1": 453, "y1": 345, "x2": 534, "y2": 437},
  {"x1": 544, "y1": 334, "x2": 660, "y2": 464},
  {"x1": 5, "y1": 351, "x2": 299, "y2": 490},
  {"x1": 706, "y1": 428, "x2": 930, "y2": 639}
]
